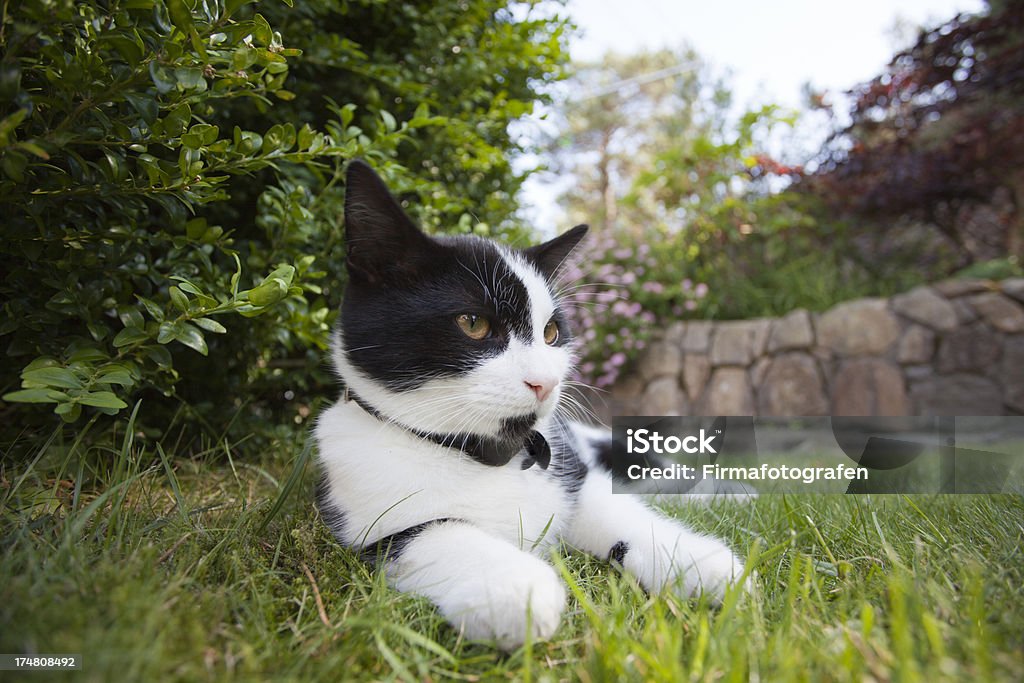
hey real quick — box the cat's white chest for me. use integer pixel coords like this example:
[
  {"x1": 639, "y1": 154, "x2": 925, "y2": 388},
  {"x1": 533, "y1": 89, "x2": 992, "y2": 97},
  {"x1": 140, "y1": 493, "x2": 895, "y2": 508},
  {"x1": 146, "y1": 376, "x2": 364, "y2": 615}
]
[{"x1": 315, "y1": 400, "x2": 574, "y2": 553}]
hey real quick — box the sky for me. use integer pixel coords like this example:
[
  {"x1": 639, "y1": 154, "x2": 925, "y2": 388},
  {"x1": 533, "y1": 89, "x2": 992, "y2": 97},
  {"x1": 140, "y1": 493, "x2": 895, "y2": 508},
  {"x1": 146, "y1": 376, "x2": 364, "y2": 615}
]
[{"x1": 520, "y1": 0, "x2": 986, "y2": 230}]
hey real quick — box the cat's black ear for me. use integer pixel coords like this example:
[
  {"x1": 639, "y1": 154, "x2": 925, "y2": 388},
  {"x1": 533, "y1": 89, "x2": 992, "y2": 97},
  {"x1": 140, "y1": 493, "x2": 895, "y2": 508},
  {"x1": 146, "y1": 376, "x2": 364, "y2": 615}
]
[
  {"x1": 343, "y1": 160, "x2": 434, "y2": 284},
  {"x1": 523, "y1": 224, "x2": 589, "y2": 280}
]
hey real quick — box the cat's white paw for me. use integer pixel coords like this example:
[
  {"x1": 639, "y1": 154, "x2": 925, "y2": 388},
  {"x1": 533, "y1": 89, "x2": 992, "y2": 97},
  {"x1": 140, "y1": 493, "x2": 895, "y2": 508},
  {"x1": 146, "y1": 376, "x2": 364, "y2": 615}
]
[
  {"x1": 438, "y1": 553, "x2": 566, "y2": 651},
  {"x1": 625, "y1": 532, "x2": 748, "y2": 603}
]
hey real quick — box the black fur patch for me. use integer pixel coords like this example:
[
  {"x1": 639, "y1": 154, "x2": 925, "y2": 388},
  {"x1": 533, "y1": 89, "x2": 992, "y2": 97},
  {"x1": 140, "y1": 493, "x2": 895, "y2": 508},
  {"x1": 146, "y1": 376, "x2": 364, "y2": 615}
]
[
  {"x1": 341, "y1": 237, "x2": 535, "y2": 392},
  {"x1": 341, "y1": 161, "x2": 580, "y2": 394},
  {"x1": 548, "y1": 416, "x2": 589, "y2": 494},
  {"x1": 608, "y1": 541, "x2": 629, "y2": 566},
  {"x1": 315, "y1": 474, "x2": 348, "y2": 544},
  {"x1": 592, "y1": 432, "x2": 665, "y2": 483},
  {"x1": 359, "y1": 518, "x2": 457, "y2": 564},
  {"x1": 593, "y1": 437, "x2": 616, "y2": 472}
]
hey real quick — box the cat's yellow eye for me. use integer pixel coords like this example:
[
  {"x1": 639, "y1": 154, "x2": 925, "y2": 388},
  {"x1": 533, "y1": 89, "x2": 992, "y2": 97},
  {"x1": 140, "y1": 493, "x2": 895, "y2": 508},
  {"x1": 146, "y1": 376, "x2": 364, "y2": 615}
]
[
  {"x1": 456, "y1": 314, "x2": 491, "y2": 340},
  {"x1": 543, "y1": 319, "x2": 559, "y2": 345}
]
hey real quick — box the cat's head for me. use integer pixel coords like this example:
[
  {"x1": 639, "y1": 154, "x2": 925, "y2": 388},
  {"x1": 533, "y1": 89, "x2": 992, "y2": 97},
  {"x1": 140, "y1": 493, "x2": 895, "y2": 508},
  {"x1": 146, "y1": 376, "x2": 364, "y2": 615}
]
[{"x1": 332, "y1": 160, "x2": 587, "y2": 441}]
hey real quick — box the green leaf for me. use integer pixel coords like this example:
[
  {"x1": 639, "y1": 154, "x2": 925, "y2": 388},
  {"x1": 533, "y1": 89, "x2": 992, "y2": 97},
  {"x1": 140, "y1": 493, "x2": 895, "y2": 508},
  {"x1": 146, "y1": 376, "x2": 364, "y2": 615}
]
[
  {"x1": 0, "y1": 108, "x2": 28, "y2": 143},
  {"x1": 266, "y1": 264, "x2": 295, "y2": 287},
  {"x1": 95, "y1": 370, "x2": 135, "y2": 387},
  {"x1": 113, "y1": 326, "x2": 149, "y2": 348},
  {"x1": 230, "y1": 253, "x2": 243, "y2": 297},
  {"x1": 3, "y1": 150, "x2": 27, "y2": 182},
  {"x1": 185, "y1": 218, "x2": 208, "y2": 240},
  {"x1": 175, "y1": 323, "x2": 208, "y2": 355},
  {"x1": 297, "y1": 124, "x2": 314, "y2": 150},
  {"x1": 149, "y1": 61, "x2": 176, "y2": 94},
  {"x1": 193, "y1": 317, "x2": 227, "y2": 334},
  {"x1": 167, "y1": 0, "x2": 195, "y2": 33},
  {"x1": 56, "y1": 402, "x2": 82, "y2": 422},
  {"x1": 175, "y1": 67, "x2": 205, "y2": 91},
  {"x1": 163, "y1": 103, "x2": 192, "y2": 137},
  {"x1": 118, "y1": 306, "x2": 145, "y2": 329},
  {"x1": 181, "y1": 132, "x2": 203, "y2": 150},
  {"x1": 157, "y1": 321, "x2": 180, "y2": 344},
  {"x1": 253, "y1": 13, "x2": 273, "y2": 45},
  {"x1": 22, "y1": 367, "x2": 83, "y2": 389},
  {"x1": 68, "y1": 347, "x2": 108, "y2": 363},
  {"x1": 2, "y1": 388, "x2": 61, "y2": 404},
  {"x1": 145, "y1": 345, "x2": 173, "y2": 370},
  {"x1": 124, "y1": 92, "x2": 159, "y2": 126},
  {"x1": 16, "y1": 141, "x2": 50, "y2": 160},
  {"x1": 169, "y1": 285, "x2": 189, "y2": 312},
  {"x1": 137, "y1": 296, "x2": 165, "y2": 322},
  {"x1": 79, "y1": 392, "x2": 129, "y2": 410},
  {"x1": 248, "y1": 279, "x2": 288, "y2": 307}
]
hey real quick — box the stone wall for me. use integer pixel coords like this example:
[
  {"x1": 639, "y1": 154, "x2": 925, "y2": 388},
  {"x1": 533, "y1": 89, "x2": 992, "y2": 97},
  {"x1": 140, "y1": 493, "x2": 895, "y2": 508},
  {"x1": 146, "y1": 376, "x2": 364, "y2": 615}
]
[{"x1": 609, "y1": 278, "x2": 1024, "y2": 417}]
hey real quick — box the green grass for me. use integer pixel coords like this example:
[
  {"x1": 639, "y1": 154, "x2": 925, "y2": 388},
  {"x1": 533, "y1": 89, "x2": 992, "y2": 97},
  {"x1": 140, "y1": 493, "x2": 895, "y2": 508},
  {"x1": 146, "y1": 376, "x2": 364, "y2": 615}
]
[{"x1": 2, "y1": 420, "x2": 1023, "y2": 682}]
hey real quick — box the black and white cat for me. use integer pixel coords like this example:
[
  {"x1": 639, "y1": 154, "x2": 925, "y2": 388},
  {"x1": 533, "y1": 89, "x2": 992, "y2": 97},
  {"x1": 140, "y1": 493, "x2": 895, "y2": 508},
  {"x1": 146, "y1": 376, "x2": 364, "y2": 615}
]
[{"x1": 315, "y1": 161, "x2": 748, "y2": 650}]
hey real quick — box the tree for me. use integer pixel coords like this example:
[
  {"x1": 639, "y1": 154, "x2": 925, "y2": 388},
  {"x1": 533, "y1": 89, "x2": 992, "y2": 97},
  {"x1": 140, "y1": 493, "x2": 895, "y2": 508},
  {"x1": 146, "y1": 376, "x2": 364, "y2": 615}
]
[
  {"x1": 547, "y1": 48, "x2": 732, "y2": 233},
  {"x1": 801, "y1": 1, "x2": 1024, "y2": 267}
]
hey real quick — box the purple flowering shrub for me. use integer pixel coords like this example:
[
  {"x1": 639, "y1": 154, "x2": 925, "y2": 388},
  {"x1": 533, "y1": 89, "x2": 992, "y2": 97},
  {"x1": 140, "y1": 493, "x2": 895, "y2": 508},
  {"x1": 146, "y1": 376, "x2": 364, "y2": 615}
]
[{"x1": 560, "y1": 230, "x2": 707, "y2": 389}]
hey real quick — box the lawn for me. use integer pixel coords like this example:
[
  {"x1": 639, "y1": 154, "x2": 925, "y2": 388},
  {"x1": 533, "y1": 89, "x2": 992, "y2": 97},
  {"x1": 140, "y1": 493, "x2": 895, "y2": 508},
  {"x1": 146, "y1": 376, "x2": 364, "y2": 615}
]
[{"x1": 2, "y1": 416, "x2": 1022, "y2": 682}]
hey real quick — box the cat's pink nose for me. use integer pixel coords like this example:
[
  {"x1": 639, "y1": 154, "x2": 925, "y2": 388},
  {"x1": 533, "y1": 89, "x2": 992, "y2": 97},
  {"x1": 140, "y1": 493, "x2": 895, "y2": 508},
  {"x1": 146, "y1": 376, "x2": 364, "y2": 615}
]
[{"x1": 524, "y1": 379, "x2": 556, "y2": 403}]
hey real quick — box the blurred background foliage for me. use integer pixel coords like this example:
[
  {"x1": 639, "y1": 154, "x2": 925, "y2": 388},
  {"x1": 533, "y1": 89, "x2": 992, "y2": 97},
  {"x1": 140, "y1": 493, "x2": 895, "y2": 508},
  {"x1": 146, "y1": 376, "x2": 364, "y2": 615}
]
[
  {"x1": 1, "y1": 0, "x2": 1020, "y2": 438},
  {"x1": 556, "y1": 1, "x2": 1022, "y2": 386}
]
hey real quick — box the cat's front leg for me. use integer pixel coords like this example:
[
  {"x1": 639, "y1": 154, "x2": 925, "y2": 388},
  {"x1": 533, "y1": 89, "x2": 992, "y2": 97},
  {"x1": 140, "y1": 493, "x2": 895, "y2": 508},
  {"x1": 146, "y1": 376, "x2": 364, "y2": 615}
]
[
  {"x1": 382, "y1": 520, "x2": 565, "y2": 650},
  {"x1": 565, "y1": 470, "x2": 748, "y2": 600}
]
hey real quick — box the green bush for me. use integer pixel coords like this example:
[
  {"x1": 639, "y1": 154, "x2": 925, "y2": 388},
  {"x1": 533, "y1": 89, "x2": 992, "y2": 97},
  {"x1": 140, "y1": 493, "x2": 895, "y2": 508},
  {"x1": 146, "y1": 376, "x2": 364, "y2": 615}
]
[{"x1": 0, "y1": 0, "x2": 568, "y2": 437}]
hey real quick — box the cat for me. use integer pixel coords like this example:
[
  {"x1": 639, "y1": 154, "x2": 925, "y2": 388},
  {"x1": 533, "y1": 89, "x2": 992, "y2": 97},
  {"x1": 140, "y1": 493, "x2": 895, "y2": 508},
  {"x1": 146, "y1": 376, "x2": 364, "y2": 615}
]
[{"x1": 314, "y1": 160, "x2": 748, "y2": 650}]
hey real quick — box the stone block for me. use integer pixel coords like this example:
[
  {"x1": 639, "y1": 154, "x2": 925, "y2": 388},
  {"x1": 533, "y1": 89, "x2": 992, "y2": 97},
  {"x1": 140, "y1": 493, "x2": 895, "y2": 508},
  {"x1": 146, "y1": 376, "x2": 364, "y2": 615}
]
[
  {"x1": 970, "y1": 292, "x2": 1024, "y2": 333},
  {"x1": 610, "y1": 373, "x2": 645, "y2": 400},
  {"x1": 909, "y1": 374, "x2": 1003, "y2": 416},
  {"x1": 703, "y1": 367, "x2": 754, "y2": 415},
  {"x1": 816, "y1": 299, "x2": 900, "y2": 356},
  {"x1": 682, "y1": 354, "x2": 711, "y2": 403},
  {"x1": 952, "y1": 298, "x2": 979, "y2": 324},
  {"x1": 664, "y1": 321, "x2": 687, "y2": 345},
  {"x1": 891, "y1": 285, "x2": 958, "y2": 331},
  {"x1": 1003, "y1": 278, "x2": 1024, "y2": 304},
  {"x1": 637, "y1": 341, "x2": 683, "y2": 380},
  {"x1": 936, "y1": 322, "x2": 1001, "y2": 374},
  {"x1": 767, "y1": 308, "x2": 814, "y2": 352},
  {"x1": 832, "y1": 358, "x2": 909, "y2": 416},
  {"x1": 682, "y1": 321, "x2": 713, "y2": 352},
  {"x1": 756, "y1": 353, "x2": 828, "y2": 416},
  {"x1": 710, "y1": 320, "x2": 769, "y2": 366},
  {"x1": 897, "y1": 324, "x2": 935, "y2": 364},
  {"x1": 640, "y1": 377, "x2": 688, "y2": 415}
]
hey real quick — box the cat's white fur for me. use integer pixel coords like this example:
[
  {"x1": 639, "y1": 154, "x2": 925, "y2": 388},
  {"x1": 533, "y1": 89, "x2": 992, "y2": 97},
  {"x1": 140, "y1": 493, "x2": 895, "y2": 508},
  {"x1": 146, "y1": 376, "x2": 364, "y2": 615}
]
[{"x1": 316, "y1": 243, "x2": 747, "y2": 650}]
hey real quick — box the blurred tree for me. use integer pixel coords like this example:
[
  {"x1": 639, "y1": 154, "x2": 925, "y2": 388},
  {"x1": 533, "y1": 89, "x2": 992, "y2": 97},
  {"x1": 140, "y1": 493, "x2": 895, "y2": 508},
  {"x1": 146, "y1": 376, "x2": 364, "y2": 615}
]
[
  {"x1": 548, "y1": 48, "x2": 733, "y2": 233},
  {"x1": 801, "y1": 1, "x2": 1024, "y2": 267}
]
